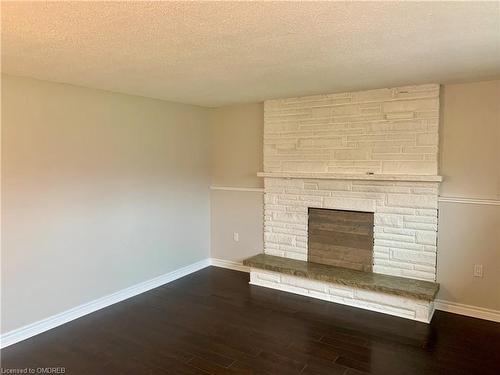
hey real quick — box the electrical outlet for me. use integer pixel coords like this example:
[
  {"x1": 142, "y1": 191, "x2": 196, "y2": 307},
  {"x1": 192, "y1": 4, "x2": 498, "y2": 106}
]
[
  {"x1": 473, "y1": 264, "x2": 483, "y2": 278},
  {"x1": 233, "y1": 232, "x2": 239, "y2": 242}
]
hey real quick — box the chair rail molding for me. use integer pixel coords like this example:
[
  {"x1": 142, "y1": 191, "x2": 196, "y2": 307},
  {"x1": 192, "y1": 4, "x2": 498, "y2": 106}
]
[
  {"x1": 210, "y1": 186, "x2": 264, "y2": 192},
  {"x1": 438, "y1": 196, "x2": 500, "y2": 206}
]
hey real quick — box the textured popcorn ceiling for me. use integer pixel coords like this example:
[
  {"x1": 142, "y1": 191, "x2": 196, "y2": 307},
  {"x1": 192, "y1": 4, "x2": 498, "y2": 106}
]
[{"x1": 2, "y1": 1, "x2": 499, "y2": 107}]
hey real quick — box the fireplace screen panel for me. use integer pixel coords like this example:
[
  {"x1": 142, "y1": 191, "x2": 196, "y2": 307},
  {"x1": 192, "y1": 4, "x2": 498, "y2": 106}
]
[{"x1": 308, "y1": 208, "x2": 374, "y2": 272}]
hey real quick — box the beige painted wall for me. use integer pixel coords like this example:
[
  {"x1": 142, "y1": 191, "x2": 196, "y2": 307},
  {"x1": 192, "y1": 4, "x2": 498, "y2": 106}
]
[
  {"x1": 211, "y1": 103, "x2": 263, "y2": 188},
  {"x1": 437, "y1": 202, "x2": 499, "y2": 310},
  {"x1": 1, "y1": 75, "x2": 211, "y2": 333},
  {"x1": 209, "y1": 103, "x2": 264, "y2": 261},
  {"x1": 210, "y1": 189, "x2": 263, "y2": 262},
  {"x1": 210, "y1": 80, "x2": 500, "y2": 311},
  {"x1": 437, "y1": 79, "x2": 500, "y2": 310},
  {"x1": 440, "y1": 80, "x2": 499, "y2": 199}
]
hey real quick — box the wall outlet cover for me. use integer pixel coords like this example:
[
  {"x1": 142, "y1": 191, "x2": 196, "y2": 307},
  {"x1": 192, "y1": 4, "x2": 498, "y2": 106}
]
[{"x1": 473, "y1": 264, "x2": 483, "y2": 278}]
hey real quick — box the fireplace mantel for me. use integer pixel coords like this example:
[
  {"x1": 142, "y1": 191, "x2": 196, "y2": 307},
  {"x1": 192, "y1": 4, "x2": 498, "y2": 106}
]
[{"x1": 257, "y1": 172, "x2": 443, "y2": 183}]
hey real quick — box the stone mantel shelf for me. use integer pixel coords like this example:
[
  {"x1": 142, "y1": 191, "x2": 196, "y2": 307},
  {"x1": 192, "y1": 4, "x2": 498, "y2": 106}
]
[{"x1": 257, "y1": 172, "x2": 443, "y2": 183}]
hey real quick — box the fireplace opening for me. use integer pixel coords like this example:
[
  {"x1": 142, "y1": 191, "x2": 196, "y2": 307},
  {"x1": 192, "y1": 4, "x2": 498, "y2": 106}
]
[{"x1": 307, "y1": 208, "x2": 374, "y2": 272}]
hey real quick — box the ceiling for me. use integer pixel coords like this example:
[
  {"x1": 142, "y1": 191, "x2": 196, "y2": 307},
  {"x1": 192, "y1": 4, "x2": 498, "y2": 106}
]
[{"x1": 2, "y1": 1, "x2": 499, "y2": 107}]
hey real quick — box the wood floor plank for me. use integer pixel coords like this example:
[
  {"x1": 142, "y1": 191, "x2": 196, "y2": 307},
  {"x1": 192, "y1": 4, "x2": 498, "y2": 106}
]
[{"x1": 1, "y1": 267, "x2": 499, "y2": 375}]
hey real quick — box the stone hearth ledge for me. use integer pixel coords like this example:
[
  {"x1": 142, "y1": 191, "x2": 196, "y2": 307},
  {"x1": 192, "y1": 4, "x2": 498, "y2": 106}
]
[
  {"x1": 243, "y1": 254, "x2": 439, "y2": 301},
  {"x1": 257, "y1": 172, "x2": 443, "y2": 182},
  {"x1": 244, "y1": 254, "x2": 439, "y2": 323}
]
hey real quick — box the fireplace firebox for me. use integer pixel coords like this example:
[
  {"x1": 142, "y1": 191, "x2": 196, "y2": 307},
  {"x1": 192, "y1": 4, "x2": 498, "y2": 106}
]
[{"x1": 308, "y1": 208, "x2": 374, "y2": 272}]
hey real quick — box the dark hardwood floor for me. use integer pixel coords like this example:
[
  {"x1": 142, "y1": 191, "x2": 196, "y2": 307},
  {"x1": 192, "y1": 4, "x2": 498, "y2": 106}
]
[{"x1": 2, "y1": 267, "x2": 500, "y2": 374}]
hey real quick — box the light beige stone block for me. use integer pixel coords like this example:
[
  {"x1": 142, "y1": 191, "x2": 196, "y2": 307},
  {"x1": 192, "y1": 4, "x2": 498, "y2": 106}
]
[
  {"x1": 334, "y1": 149, "x2": 369, "y2": 160},
  {"x1": 391, "y1": 249, "x2": 436, "y2": 265},
  {"x1": 416, "y1": 231, "x2": 437, "y2": 245},
  {"x1": 383, "y1": 98, "x2": 438, "y2": 113},
  {"x1": 323, "y1": 196, "x2": 376, "y2": 212},
  {"x1": 317, "y1": 180, "x2": 352, "y2": 191},
  {"x1": 387, "y1": 194, "x2": 438, "y2": 209},
  {"x1": 417, "y1": 133, "x2": 439, "y2": 146}
]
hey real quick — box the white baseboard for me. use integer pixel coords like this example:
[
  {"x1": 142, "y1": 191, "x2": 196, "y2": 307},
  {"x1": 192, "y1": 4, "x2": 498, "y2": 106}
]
[
  {"x1": 434, "y1": 299, "x2": 500, "y2": 323},
  {"x1": 3, "y1": 258, "x2": 498, "y2": 349},
  {"x1": 210, "y1": 258, "x2": 250, "y2": 273},
  {"x1": 0, "y1": 258, "x2": 211, "y2": 349}
]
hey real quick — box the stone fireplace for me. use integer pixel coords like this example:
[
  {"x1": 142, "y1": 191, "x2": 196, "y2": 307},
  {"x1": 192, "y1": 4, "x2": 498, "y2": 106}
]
[
  {"x1": 261, "y1": 176, "x2": 440, "y2": 282},
  {"x1": 244, "y1": 83, "x2": 442, "y2": 322}
]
